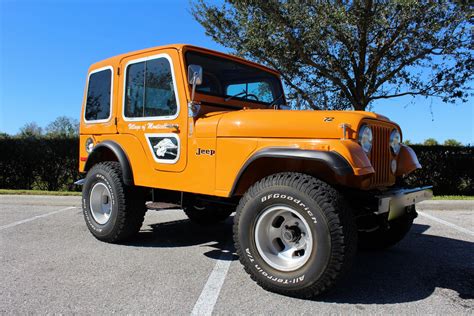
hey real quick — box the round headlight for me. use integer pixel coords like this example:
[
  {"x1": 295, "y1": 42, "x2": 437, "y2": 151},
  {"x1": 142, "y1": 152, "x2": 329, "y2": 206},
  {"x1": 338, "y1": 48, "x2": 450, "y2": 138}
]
[
  {"x1": 85, "y1": 138, "x2": 94, "y2": 153},
  {"x1": 358, "y1": 125, "x2": 373, "y2": 153},
  {"x1": 390, "y1": 129, "x2": 401, "y2": 154}
]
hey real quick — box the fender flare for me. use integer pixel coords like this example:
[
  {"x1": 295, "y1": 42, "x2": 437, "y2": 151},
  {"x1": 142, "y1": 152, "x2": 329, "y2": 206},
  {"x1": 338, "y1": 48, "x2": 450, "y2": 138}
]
[
  {"x1": 84, "y1": 140, "x2": 134, "y2": 186},
  {"x1": 229, "y1": 147, "x2": 353, "y2": 196}
]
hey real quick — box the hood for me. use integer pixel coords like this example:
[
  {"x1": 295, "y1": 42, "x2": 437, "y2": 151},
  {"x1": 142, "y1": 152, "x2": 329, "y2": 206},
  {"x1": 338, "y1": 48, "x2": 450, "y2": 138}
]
[{"x1": 207, "y1": 109, "x2": 394, "y2": 139}]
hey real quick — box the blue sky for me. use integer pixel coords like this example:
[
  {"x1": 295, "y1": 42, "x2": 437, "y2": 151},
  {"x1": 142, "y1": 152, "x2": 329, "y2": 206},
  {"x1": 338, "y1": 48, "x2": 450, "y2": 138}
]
[{"x1": 0, "y1": 0, "x2": 472, "y2": 144}]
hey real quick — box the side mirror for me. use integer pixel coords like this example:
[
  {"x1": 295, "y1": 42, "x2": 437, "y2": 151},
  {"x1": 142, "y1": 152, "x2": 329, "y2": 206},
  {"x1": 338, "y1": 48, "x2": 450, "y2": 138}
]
[{"x1": 188, "y1": 64, "x2": 203, "y2": 86}]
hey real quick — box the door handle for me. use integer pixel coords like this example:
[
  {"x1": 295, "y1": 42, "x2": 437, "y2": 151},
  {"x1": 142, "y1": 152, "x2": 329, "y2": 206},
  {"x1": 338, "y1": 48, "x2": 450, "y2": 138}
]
[{"x1": 164, "y1": 124, "x2": 180, "y2": 132}]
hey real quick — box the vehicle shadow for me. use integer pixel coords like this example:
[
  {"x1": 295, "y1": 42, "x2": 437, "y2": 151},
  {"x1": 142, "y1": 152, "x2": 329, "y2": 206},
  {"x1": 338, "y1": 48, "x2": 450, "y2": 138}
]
[
  {"x1": 124, "y1": 214, "x2": 238, "y2": 261},
  {"x1": 126, "y1": 215, "x2": 473, "y2": 304},
  {"x1": 319, "y1": 223, "x2": 474, "y2": 304}
]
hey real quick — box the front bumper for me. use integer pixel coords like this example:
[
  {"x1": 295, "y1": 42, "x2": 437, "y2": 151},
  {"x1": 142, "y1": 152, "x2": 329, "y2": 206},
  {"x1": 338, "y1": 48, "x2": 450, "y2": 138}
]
[{"x1": 376, "y1": 186, "x2": 433, "y2": 220}]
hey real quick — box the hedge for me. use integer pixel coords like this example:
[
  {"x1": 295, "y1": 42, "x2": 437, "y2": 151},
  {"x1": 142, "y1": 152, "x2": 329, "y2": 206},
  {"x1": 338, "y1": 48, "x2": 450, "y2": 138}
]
[
  {"x1": 403, "y1": 145, "x2": 473, "y2": 196},
  {"x1": 0, "y1": 136, "x2": 80, "y2": 191},
  {"x1": 0, "y1": 137, "x2": 472, "y2": 195}
]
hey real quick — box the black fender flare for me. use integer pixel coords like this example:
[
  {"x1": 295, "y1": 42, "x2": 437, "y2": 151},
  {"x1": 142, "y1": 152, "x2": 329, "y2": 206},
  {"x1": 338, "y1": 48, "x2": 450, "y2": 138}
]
[
  {"x1": 229, "y1": 147, "x2": 353, "y2": 196},
  {"x1": 84, "y1": 140, "x2": 134, "y2": 186}
]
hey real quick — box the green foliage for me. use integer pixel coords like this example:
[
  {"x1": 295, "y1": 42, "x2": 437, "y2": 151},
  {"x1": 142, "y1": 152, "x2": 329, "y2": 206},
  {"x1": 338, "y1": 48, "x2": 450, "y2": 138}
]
[
  {"x1": 192, "y1": 0, "x2": 473, "y2": 110},
  {"x1": 443, "y1": 138, "x2": 462, "y2": 146},
  {"x1": 0, "y1": 189, "x2": 81, "y2": 196},
  {"x1": 0, "y1": 136, "x2": 80, "y2": 191},
  {"x1": 423, "y1": 138, "x2": 439, "y2": 146},
  {"x1": 432, "y1": 195, "x2": 474, "y2": 200},
  {"x1": 402, "y1": 145, "x2": 473, "y2": 196}
]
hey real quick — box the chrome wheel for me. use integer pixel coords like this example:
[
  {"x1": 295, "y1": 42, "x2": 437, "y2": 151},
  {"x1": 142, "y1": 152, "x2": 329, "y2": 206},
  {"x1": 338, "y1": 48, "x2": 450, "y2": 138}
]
[
  {"x1": 89, "y1": 182, "x2": 112, "y2": 225},
  {"x1": 255, "y1": 205, "x2": 313, "y2": 271}
]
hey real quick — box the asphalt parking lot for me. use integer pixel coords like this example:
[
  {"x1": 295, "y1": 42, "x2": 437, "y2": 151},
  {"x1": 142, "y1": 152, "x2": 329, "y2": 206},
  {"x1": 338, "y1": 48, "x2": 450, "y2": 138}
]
[{"x1": 1, "y1": 195, "x2": 473, "y2": 314}]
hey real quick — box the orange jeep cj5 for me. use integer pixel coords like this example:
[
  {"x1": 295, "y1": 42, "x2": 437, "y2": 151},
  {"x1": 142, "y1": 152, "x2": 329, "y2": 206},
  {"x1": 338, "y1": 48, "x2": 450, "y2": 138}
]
[{"x1": 77, "y1": 44, "x2": 432, "y2": 297}]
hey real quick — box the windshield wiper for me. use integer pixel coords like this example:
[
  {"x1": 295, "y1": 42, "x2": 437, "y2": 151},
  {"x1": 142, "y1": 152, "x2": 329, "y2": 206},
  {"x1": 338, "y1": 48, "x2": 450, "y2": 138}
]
[{"x1": 224, "y1": 90, "x2": 246, "y2": 102}]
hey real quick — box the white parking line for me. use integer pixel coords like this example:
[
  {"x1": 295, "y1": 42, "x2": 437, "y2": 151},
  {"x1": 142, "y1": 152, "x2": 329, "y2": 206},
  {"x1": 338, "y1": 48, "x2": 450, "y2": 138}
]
[
  {"x1": 191, "y1": 244, "x2": 234, "y2": 316},
  {"x1": 0, "y1": 206, "x2": 76, "y2": 231},
  {"x1": 417, "y1": 211, "x2": 474, "y2": 237}
]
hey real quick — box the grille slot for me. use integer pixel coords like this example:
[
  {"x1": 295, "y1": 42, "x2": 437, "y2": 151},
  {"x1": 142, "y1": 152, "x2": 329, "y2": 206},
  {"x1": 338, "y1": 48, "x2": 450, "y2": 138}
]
[{"x1": 369, "y1": 125, "x2": 392, "y2": 187}]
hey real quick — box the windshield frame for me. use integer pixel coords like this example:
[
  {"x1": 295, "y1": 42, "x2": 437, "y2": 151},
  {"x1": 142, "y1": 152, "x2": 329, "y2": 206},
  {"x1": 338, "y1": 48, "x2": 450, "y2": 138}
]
[{"x1": 184, "y1": 50, "x2": 286, "y2": 106}]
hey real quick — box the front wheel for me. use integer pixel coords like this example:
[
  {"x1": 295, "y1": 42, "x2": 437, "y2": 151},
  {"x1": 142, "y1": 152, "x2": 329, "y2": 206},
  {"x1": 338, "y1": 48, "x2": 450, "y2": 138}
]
[{"x1": 234, "y1": 173, "x2": 357, "y2": 298}]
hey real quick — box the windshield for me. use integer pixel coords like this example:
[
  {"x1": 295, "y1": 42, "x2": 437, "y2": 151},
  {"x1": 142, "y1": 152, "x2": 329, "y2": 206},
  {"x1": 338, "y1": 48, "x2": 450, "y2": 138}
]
[{"x1": 185, "y1": 51, "x2": 284, "y2": 105}]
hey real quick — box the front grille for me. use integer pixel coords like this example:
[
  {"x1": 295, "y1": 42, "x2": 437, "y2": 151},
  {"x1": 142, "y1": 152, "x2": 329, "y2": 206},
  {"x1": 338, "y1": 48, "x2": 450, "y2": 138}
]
[{"x1": 369, "y1": 124, "x2": 393, "y2": 187}]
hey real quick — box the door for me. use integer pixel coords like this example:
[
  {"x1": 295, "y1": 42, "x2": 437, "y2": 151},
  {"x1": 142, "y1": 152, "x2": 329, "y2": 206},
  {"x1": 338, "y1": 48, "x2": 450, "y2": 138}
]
[{"x1": 116, "y1": 49, "x2": 187, "y2": 172}]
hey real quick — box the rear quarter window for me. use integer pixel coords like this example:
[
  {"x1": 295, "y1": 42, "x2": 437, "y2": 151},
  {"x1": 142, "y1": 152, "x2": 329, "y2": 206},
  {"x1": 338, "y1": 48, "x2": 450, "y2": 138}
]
[{"x1": 85, "y1": 68, "x2": 112, "y2": 122}]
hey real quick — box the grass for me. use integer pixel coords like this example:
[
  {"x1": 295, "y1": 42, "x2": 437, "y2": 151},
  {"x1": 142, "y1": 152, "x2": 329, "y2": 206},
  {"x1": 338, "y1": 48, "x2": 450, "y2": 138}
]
[
  {"x1": 432, "y1": 195, "x2": 474, "y2": 200},
  {"x1": 0, "y1": 189, "x2": 81, "y2": 196}
]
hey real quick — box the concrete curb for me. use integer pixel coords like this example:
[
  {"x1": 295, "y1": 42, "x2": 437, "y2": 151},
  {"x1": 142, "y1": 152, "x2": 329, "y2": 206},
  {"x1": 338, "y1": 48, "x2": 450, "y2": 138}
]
[{"x1": 417, "y1": 200, "x2": 474, "y2": 211}]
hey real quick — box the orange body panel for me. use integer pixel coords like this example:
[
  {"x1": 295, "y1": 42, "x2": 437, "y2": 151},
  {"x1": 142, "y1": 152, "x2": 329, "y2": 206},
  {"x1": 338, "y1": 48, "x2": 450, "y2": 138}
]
[{"x1": 79, "y1": 44, "x2": 421, "y2": 197}]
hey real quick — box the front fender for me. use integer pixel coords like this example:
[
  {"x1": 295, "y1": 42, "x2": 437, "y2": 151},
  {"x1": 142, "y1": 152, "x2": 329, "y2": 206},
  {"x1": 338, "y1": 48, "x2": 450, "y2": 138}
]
[
  {"x1": 229, "y1": 147, "x2": 355, "y2": 196},
  {"x1": 326, "y1": 140, "x2": 374, "y2": 176},
  {"x1": 396, "y1": 144, "x2": 421, "y2": 176}
]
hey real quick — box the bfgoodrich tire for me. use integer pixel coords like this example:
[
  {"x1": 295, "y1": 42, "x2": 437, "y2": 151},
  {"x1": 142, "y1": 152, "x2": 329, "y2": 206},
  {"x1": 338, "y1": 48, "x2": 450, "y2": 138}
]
[
  {"x1": 82, "y1": 161, "x2": 146, "y2": 243},
  {"x1": 234, "y1": 172, "x2": 357, "y2": 298}
]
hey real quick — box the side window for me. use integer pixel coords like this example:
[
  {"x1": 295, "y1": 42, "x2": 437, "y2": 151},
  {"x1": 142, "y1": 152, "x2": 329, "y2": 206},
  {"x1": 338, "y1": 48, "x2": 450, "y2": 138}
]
[
  {"x1": 226, "y1": 81, "x2": 273, "y2": 103},
  {"x1": 124, "y1": 62, "x2": 145, "y2": 118},
  {"x1": 125, "y1": 57, "x2": 177, "y2": 119},
  {"x1": 85, "y1": 68, "x2": 112, "y2": 122}
]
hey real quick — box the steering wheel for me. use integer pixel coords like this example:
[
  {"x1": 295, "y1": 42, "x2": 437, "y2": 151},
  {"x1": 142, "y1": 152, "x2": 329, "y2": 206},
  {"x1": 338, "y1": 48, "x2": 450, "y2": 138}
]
[{"x1": 244, "y1": 93, "x2": 259, "y2": 101}]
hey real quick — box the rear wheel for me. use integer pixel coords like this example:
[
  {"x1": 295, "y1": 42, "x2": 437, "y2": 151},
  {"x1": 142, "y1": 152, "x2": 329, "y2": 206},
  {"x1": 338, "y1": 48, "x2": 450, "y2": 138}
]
[
  {"x1": 234, "y1": 172, "x2": 357, "y2": 298},
  {"x1": 82, "y1": 161, "x2": 146, "y2": 243},
  {"x1": 358, "y1": 206, "x2": 415, "y2": 250}
]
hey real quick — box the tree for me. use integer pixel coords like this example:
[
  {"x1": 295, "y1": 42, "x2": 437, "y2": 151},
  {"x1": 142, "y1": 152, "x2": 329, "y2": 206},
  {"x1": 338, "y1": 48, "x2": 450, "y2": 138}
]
[
  {"x1": 192, "y1": 0, "x2": 473, "y2": 110},
  {"x1": 18, "y1": 122, "x2": 43, "y2": 137},
  {"x1": 45, "y1": 116, "x2": 79, "y2": 137},
  {"x1": 443, "y1": 139, "x2": 462, "y2": 146},
  {"x1": 423, "y1": 138, "x2": 439, "y2": 146}
]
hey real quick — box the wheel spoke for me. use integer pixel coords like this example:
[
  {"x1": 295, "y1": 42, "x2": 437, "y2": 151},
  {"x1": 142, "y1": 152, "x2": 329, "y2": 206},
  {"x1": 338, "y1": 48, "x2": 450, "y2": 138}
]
[
  {"x1": 279, "y1": 245, "x2": 297, "y2": 260},
  {"x1": 268, "y1": 226, "x2": 281, "y2": 240},
  {"x1": 280, "y1": 211, "x2": 294, "y2": 223},
  {"x1": 295, "y1": 238, "x2": 307, "y2": 250}
]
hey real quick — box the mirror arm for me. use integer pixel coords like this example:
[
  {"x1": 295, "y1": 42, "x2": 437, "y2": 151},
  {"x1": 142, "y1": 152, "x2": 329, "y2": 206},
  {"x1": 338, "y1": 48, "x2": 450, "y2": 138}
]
[
  {"x1": 188, "y1": 75, "x2": 201, "y2": 118},
  {"x1": 191, "y1": 74, "x2": 197, "y2": 102}
]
